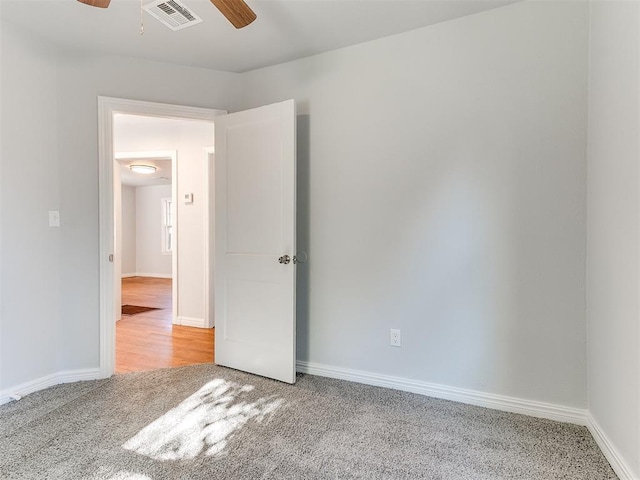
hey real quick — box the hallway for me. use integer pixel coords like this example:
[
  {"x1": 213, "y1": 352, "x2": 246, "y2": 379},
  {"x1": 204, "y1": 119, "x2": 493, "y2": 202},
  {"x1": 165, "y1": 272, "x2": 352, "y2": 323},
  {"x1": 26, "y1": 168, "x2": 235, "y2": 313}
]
[{"x1": 116, "y1": 277, "x2": 214, "y2": 373}]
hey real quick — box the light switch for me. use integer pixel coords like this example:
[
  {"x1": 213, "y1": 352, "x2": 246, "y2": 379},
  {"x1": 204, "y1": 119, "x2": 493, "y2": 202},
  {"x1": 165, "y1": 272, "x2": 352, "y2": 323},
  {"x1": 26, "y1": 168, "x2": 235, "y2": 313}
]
[
  {"x1": 184, "y1": 193, "x2": 194, "y2": 204},
  {"x1": 48, "y1": 210, "x2": 60, "y2": 227}
]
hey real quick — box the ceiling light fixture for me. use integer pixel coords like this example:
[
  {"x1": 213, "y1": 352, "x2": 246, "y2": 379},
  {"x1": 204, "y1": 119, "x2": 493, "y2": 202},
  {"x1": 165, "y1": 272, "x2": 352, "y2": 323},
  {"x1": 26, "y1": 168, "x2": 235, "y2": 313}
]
[{"x1": 130, "y1": 164, "x2": 157, "y2": 174}]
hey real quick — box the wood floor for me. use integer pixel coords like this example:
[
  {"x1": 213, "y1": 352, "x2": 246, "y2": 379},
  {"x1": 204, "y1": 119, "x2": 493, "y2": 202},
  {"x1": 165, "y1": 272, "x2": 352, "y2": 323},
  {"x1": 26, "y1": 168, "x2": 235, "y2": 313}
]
[{"x1": 116, "y1": 276, "x2": 214, "y2": 374}]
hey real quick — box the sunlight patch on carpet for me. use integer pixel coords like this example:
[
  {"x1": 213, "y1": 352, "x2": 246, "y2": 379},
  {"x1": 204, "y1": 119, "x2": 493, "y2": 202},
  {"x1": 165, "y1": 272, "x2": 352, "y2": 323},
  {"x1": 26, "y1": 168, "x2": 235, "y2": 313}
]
[{"x1": 122, "y1": 378, "x2": 283, "y2": 461}]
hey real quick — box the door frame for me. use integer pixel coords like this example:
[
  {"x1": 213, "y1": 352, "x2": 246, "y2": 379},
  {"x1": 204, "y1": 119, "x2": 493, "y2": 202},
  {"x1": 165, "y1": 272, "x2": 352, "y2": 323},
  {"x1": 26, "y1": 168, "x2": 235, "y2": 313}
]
[
  {"x1": 204, "y1": 146, "x2": 216, "y2": 329},
  {"x1": 98, "y1": 96, "x2": 225, "y2": 378}
]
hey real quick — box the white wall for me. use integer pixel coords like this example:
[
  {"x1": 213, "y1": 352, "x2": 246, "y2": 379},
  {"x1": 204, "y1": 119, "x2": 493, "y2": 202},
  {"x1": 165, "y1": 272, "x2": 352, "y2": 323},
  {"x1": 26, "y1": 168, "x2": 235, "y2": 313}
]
[
  {"x1": 0, "y1": 23, "x2": 62, "y2": 390},
  {"x1": 241, "y1": 0, "x2": 589, "y2": 408},
  {"x1": 0, "y1": 14, "x2": 241, "y2": 388},
  {"x1": 135, "y1": 185, "x2": 172, "y2": 277},
  {"x1": 587, "y1": 1, "x2": 640, "y2": 477},
  {"x1": 121, "y1": 185, "x2": 137, "y2": 276},
  {"x1": 114, "y1": 119, "x2": 213, "y2": 324}
]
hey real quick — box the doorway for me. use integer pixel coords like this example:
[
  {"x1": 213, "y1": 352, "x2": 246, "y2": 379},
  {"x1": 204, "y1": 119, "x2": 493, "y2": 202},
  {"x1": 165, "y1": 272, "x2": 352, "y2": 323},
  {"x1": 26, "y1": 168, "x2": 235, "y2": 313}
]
[
  {"x1": 98, "y1": 97, "x2": 226, "y2": 378},
  {"x1": 116, "y1": 276, "x2": 214, "y2": 372},
  {"x1": 112, "y1": 142, "x2": 215, "y2": 372},
  {"x1": 114, "y1": 150, "x2": 176, "y2": 325},
  {"x1": 99, "y1": 97, "x2": 298, "y2": 384}
]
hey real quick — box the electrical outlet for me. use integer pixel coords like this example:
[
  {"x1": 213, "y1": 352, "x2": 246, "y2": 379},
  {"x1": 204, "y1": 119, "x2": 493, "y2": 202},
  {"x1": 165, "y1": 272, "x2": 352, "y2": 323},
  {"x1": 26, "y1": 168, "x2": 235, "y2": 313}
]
[{"x1": 390, "y1": 328, "x2": 401, "y2": 347}]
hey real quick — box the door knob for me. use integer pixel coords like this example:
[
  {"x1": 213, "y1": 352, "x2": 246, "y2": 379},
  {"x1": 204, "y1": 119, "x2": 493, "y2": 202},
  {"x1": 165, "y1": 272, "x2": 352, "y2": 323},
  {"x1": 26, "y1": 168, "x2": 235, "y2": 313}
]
[{"x1": 278, "y1": 255, "x2": 291, "y2": 264}]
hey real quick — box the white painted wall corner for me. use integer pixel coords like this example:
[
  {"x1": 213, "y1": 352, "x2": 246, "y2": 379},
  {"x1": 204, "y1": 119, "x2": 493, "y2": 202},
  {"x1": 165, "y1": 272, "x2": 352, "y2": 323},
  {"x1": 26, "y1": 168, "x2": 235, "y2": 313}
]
[{"x1": 586, "y1": 413, "x2": 637, "y2": 480}]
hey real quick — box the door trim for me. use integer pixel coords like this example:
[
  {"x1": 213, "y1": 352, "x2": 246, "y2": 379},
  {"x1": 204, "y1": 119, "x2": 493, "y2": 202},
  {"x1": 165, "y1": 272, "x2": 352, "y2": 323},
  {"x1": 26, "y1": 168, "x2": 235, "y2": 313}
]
[
  {"x1": 98, "y1": 96, "x2": 226, "y2": 378},
  {"x1": 204, "y1": 146, "x2": 215, "y2": 329}
]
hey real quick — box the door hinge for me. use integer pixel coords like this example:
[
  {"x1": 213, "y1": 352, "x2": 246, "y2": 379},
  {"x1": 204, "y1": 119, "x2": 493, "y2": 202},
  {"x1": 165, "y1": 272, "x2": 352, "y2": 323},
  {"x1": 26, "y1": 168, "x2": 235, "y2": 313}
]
[{"x1": 293, "y1": 251, "x2": 308, "y2": 264}]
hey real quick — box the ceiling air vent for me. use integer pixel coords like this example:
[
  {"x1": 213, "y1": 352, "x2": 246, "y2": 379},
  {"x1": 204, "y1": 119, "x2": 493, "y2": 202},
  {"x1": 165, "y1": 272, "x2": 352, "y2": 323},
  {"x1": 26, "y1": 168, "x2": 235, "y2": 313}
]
[{"x1": 143, "y1": 0, "x2": 203, "y2": 31}]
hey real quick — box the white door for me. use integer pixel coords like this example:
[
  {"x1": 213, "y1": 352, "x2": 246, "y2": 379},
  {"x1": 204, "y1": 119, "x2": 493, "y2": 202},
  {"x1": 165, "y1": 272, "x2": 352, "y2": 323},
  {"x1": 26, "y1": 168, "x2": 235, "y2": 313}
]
[{"x1": 214, "y1": 99, "x2": 296, "y2": 384}]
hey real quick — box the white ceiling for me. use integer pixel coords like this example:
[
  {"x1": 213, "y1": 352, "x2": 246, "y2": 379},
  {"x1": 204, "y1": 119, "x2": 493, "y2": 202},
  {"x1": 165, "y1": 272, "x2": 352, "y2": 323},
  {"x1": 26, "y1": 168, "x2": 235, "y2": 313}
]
[
  {"x1": 115, "y1": 114, "x2": 199, "y2": 187},
  {"x1": 1, "y1": 0, "x2": 519, "y2": 73}
]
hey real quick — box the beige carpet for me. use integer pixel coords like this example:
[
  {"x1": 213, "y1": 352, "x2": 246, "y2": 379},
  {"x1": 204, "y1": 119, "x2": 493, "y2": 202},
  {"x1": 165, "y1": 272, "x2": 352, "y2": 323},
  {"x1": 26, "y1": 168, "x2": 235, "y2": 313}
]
[{"x1": 0, "y1": 364, "x2": 617, "y2": 479}]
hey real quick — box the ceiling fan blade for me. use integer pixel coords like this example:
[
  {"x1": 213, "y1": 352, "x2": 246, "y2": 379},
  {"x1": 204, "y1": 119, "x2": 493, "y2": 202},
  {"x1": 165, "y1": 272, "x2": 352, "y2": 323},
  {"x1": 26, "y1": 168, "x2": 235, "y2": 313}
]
[
  {"x1": 77, "y1": 0, "x2": 112, "y2": 7},
  {"x1": 210, "y1": 0, "x2": 256, "y2": 29}
]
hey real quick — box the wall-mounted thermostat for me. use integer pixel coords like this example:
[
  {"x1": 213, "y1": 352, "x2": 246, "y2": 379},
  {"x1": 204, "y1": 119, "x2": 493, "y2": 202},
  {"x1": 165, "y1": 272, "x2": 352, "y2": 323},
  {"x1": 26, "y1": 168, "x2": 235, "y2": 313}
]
[{"x1": 184, "y1": 193, "x2": 194, "y2": 204}]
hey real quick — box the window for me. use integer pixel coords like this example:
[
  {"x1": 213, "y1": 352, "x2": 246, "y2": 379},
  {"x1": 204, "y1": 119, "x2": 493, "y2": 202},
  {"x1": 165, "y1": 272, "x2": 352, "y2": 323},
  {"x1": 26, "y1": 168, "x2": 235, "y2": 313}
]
[{"x1": 162, "y1": 197, "x2": 173, "y2": 254}]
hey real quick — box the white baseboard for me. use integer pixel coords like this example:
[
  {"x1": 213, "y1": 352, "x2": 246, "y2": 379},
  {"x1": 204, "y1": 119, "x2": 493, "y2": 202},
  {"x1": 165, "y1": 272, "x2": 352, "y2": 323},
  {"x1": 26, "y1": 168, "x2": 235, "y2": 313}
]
[
  {"x1": 176, "y1": 316, "x2": 207, "y2": 328},
  {"x1": 296, "y1": 361, "x2": 588, "y2": 426},
  {"x1": 121, "y1": 273, "x2": 136, "y2": 278},
  {"x1": 587, "y1": 413, "x2": 637, "y2": 480},
  {"x1": 0, "y1": 367, "x2": 102, "y2": 406},
  {"x1": 130, "y1": 273, "x2": 172, "y2": 279}
]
